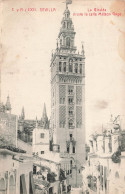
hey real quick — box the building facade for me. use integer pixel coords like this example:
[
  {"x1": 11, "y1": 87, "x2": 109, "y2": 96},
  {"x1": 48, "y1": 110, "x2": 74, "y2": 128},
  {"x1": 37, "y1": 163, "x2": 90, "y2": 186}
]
[
  {"x1": 50, "y1": 3, "x2": 85, "y2": 187},
  {"x1": 18, "y1": 103, "x2": 50, "y2": 144},
  {"x1": 0, "y1": 98, "x2": 34, "y2": 194},
  {"x1": 32, "y1": 119, "x2": 50, "y2": 157},
  {"x1": 82, "y1": 116, "x2": 125, "y2": 194}
]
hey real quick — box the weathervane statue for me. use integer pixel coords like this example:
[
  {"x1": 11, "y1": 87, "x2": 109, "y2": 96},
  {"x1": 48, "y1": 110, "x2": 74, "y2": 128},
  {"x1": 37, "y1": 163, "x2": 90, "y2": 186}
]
[{"x1": 65, "y1": 0, "x2": 72, "y2": 8}]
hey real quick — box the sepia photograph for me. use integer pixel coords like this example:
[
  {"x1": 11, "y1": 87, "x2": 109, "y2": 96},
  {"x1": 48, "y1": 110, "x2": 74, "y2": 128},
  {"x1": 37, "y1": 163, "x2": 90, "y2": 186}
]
[{"x1": 0, "y1": 0, "x2": 125, "y2": 193}]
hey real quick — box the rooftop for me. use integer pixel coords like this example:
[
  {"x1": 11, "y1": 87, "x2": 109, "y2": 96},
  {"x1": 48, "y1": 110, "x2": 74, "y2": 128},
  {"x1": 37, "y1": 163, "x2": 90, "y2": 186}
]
[{"x1": 0, "y1": 136, "x2": 26, "y2": 154}]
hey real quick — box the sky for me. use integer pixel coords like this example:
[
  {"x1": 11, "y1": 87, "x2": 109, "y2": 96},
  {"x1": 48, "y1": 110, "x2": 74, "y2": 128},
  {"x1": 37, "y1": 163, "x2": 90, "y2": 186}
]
[{"x1": 1, "y1": 0, "x2": 125, "y2": 138}]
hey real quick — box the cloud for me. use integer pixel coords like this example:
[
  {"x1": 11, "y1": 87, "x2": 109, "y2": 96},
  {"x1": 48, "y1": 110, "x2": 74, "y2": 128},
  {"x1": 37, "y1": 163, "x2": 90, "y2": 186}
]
[{"x1": 94, "y1": 100, "x2": 108, "y2": 110}]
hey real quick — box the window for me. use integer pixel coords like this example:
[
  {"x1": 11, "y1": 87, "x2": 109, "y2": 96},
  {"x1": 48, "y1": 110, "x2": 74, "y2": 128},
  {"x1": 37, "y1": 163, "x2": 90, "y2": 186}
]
[
  {"x1": 69, "y1": 120, "x2": 74, "y2": 129},
  {"x1": 41, "y1": 151, "x2": 44, "y2": 154},
  {"x1": 63, "y1": 22, "x2": 66, "y2": 28},
  {"x1": 70, "y1": 134, "x2": 72, "y2": 141},
  {"x1": 67, "y1": 22, "x2": 71, "y2": 29},
  {"x1": 75, "y1": 63, "x2": 78, "y2": 73},
  {"x1": 33, "y1": 166, "x2": 36, "y2": 174},
  {"x1": 68, "y1": 97, "x2": 73, "y2": 104},
  {"x1": 67, "y1": 146, "x2": 69, "y2": 153},
  {"x1": 60, "y1": 98, "x2": 65, "y2": 104},
  {"x1": 40, "y1": 133, "x2": 44, "y2": 138},
  {"x1": 69, "y1": 59, "x2": 73, "y2": 72},
  {"x1": 60, "y1": 39, "x2": 62, "y2": 45},
  {"x1": 59, "y1": 62, "x2": 62, "y2": 72},
  {"x1": 69, "y1": 107, "x2": 73, "y2": 116},
  {"x1": 63, "y1": 62, "x2": 66, "y2": 72},
  {"x1": 66, "y1": 37, "x2": 70, "y2": 47},
  {"x1": 80, "y1": 64, "x2": 82, "y2": 74},
  {"x1": 72, "y1": 146, "x2": 75, "y2": 153},
  {"x1": 68, "y1": 87, "x2": 73, "y2": 95}
]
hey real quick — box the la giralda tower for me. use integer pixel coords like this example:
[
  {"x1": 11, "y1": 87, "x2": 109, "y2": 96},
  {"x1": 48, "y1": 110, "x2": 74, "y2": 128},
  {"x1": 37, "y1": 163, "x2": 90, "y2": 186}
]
[{"x1": 50, "y1": 1, "x2": 85, "y2": 187}]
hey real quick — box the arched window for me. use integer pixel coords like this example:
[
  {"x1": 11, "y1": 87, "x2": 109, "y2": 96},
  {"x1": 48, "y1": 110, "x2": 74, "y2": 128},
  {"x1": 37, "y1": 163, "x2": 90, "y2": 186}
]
[
  {"x1": 68, "y1": 97, "x2": 73, "y2": 105},
  {"x1": 67, "y1": 22, "x2": 71, "y2": 29},
  {"x1": 0, "y1": 178, "x2": 6, "y2": 194},
  {"x1": 63, "y1": 22, "x2": 66, "y2": 28},
  {"x1": 9, "y1": 175, "x2": 15, "y2": 194},
  {"x1": 69, "y1": 59, "x2": 73, "y2": 72},
  {"x1": 59, "y1": 62, "x2": 62, "y2": 72},
  {"x1": 60, "y1": 98, "x2": 65, "y2": 104},
  {"x1": 63, "y1": 62, "x2": 66, "y2": 72},
  {"x1": 80, "y1": 64, "x2": 82, "y2": 74},
  {"x1": 68, "y1": 86, "x2": 74, "y2": 94},
  {"x1": 67, "y1": 146, "x2": 69, "y2": 153},
  {"x1": 66, "y1": 37, "x2": 70, "y2": 47},
  {"x1": 75, "y1": 63, "x2": 78, "y2": 73},
  {"x1": 60, "y1": 39, "x2": 62, "y2": 46},
  {"x1": 70, "y1": 134, "x2": 73, "y2": 141},
  {"x1": 69, "y1": 107, "x2": 73, "y2": 116}
]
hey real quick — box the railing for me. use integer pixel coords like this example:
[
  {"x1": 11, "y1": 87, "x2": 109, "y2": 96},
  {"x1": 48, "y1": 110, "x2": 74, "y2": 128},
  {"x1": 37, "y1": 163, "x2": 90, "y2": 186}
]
[
  {"x1": 60, "y1": 152, "x2": 69, "y2": 158},
  {"x1": 69, "y1": 113, "x2": 74, "y2": 118}
]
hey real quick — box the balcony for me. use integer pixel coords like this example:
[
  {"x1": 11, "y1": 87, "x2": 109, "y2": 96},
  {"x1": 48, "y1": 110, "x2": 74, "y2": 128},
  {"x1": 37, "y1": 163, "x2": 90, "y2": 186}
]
[
  {"x1": 69, "y1": 126, "x2": 75, "y2": 129},
  {"x1": 68, "y1": 113, "x2": 74, "y2": 118},
  {"x1": 68, "y1": 92, "x2": 74, "y2": 96},
  {"x1": 68, "y1": 101, "x2": 74, "y2": 105},
  {"x1": 59, "y1": 27, "x2": 75, "y2": 33}
]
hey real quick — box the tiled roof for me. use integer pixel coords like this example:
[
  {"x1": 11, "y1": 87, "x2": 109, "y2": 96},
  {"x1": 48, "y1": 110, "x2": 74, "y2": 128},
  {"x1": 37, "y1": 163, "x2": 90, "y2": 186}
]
[
  {"x1": 0, "y1": 145, "x2": 26, "y2": 153},
  {"x1": 0, "y1": 137, "x2": 26, "y2": 153}
]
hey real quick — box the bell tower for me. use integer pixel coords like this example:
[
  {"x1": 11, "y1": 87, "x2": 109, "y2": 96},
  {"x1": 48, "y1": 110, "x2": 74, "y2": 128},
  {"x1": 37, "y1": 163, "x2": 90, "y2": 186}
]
[
  {"x1": 58, "y1": 5, "x2": 76, "y2": 53},
  {"x1": 50, "y1": 2, "x2": 85, "y2": 187}
]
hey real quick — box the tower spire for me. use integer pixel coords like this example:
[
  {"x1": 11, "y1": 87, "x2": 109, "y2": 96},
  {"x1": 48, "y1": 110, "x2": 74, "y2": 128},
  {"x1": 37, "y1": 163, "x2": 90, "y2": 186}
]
[
  {"x1": 21, "y1": 106, "x2": 25, "y2": 120},
  {"x1": 5, "y1": 95, "x2": 11, "y2": 113},
  {"x1": 81, "y1": 42, "x2": 85, "y2": 56},
  {"x1": 66, "y1": 0, "x2": 72, "y2": 9},
  {"x1": 35, "y1": 116, "x2": 38, "y2": 128},
  {"x1": 41, "y1": 103, "x2": 49, "y2": 129},
  {"x1": 57, "y1": 0, "x2": 76, "y2": 54},
  {"x1": 42, "y1": 103, "x2": 47, "y2": 119}
]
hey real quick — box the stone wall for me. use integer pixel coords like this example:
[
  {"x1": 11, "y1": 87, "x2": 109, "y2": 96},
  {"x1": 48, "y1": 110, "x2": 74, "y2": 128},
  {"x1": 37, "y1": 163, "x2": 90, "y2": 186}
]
[{"x1": 0, "y1": 112, "x2": 17, "y2": 146}]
